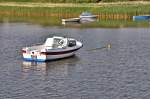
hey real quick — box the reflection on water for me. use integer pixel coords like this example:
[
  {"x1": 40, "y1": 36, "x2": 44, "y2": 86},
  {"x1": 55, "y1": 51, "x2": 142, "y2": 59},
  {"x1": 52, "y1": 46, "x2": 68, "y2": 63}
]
[
  {"x1": 22, "y1": 56, "x2": 80, "y2": 77},
  {"x1": 22, "y1": 61, "x2": 47, "y2": 73}
]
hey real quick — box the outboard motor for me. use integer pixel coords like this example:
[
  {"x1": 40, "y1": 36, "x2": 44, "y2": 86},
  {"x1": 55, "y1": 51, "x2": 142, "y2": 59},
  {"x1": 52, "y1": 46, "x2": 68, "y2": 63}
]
[{"x1": 68, "y1": 39, "x2": 76, "y2": 47}]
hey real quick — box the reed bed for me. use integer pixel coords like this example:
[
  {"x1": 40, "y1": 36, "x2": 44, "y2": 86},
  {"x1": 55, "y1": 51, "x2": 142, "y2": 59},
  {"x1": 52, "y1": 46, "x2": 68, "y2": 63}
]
[
  {"x1": 0, "y1": 2, "x2": 149, "y2": 27},
  {"x1": 0, "y1": 3, "x2": 149, "y2": 18}
]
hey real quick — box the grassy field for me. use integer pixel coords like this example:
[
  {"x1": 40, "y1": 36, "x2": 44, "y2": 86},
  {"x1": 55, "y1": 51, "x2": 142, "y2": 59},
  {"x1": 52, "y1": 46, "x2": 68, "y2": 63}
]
[
  {"x1": 0, "y1": 2, "x2": 149, "y2": 16},
  {"x1": 0, "y1": 0, "x2": 149, "y2": 3}
]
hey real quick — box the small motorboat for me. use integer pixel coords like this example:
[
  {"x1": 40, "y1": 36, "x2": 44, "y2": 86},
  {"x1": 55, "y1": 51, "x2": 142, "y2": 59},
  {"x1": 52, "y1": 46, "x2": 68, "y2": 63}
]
[
  {"x1": 133, "y1": 15, "x2": 150, "y2": 21},
  {"x1": 22, "y1": 36, "x2": 83, "y2": 62},
  {"x1": 79, "y1": 12, "x2": 97, "y2": 19},
  {"x1": 79, "y1": 12, "x2": 97, "y2": 22}
]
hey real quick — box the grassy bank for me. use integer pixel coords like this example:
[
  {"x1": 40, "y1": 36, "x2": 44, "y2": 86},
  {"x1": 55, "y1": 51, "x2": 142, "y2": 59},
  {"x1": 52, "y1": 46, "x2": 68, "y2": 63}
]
[
  {"x1": 0, "y1": 2, "x2": 149, "y2": 27},
  {"x1": 0, "y1": 0, "x2": 149, "y2": 3},
  {"x1": 0, "y1": 14, "x2": 149, "y2": 28},
  {"x1": 0, "y1": 2, "x2": 149, "y2": 16}
]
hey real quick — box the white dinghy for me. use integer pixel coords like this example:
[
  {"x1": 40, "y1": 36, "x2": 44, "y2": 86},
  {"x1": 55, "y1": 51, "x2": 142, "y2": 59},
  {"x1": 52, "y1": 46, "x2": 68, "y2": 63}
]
[
  {"x1": 62, "y1": 18, "x2": 80, "y2": 23},
  {"x1": 22, "y1": 36, "x2": 83, "y2": 62}
]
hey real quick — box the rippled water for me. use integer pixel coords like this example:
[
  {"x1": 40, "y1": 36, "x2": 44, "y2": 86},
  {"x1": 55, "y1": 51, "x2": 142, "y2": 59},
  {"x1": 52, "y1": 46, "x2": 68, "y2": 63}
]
[{"x1": 0, "y1": 22, "x2": 150, "y2": 99}]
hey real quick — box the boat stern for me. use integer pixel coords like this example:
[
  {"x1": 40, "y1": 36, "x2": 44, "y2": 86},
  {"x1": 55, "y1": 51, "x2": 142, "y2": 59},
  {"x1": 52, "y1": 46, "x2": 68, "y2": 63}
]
[{"x1": 22, "y1": 48, "x2": 47, "y2": 62}]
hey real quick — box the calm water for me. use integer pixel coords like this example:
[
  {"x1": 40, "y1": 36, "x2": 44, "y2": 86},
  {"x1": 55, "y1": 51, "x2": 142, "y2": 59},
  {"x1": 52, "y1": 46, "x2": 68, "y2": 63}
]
[{"x1": 0, "y1": 22, "x2": 150, "y2": 99}]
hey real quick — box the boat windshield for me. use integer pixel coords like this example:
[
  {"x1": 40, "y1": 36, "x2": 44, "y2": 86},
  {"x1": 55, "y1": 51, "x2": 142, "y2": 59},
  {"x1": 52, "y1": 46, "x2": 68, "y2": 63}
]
[
  {"x1": 44, "y1": 36, "x2": 68, "y2": 49},
  {"x1": 53, "y1": 37, "x2": 68, "y2": 48},
  {"x1": 53, "y1": 38, "x2": 62, "y2": 48}
]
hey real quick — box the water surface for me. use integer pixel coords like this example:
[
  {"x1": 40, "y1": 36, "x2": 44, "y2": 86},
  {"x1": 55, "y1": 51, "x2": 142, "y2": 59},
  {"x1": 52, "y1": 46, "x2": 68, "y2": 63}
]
[{"x1": 0, "y1": 22, "x2": 150, "y2": 99}]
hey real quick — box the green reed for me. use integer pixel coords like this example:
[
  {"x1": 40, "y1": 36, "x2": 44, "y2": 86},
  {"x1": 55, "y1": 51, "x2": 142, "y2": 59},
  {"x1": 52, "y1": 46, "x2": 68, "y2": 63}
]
[
  {"x1": 0, "y1": 3, "x2": 150, "y2": 28},
  {"x1": 0, "y1": 3, "x2": 149, "y2": 16}
]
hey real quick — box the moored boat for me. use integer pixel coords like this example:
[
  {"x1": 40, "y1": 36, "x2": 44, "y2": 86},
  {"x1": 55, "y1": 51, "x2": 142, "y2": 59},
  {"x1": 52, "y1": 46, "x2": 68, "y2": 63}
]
[
  {"x1": 22, "y1": 36, "x2": 83, "y2": 62},
  {"x1": 62, "y1": 18, "x2": 80, "y2": 23},
  {"x1": 79, "y1": 12, "x2": 97, "y2": 19},
  {"x1": 133, "y1": 15, "x2": 150, "y2": 21}
]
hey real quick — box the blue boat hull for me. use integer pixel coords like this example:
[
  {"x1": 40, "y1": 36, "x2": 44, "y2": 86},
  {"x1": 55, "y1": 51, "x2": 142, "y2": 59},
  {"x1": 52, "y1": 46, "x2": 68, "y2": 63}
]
[
  {"x1": 133, "y1": 15, "x2": 150, "y2": 21},
  {"x1": 23, "y1": 58, "x2": 46, "y2": 62}
]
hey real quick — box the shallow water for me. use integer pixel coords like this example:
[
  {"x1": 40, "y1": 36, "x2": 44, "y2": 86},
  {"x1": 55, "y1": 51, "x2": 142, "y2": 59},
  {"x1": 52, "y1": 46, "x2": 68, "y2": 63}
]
[{"x1": 0, "y1": 22, "x2": 150, "y2": 99}]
